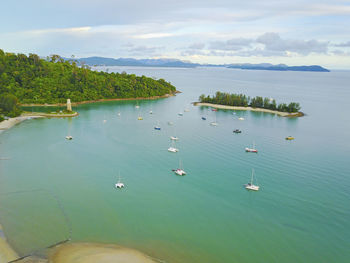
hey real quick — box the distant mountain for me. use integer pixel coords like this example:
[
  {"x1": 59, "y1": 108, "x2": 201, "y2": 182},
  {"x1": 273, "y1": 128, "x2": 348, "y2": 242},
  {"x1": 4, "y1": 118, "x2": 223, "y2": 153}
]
[
  {"x1": 77, "y1": 57, "x2": 199, "y2": 68},
  {"x1": 74, "y1": 57, "x2": 330, "y2": 72},
  {"x1": 227, "y1": 63, "x2": 330, "y2": 72}
]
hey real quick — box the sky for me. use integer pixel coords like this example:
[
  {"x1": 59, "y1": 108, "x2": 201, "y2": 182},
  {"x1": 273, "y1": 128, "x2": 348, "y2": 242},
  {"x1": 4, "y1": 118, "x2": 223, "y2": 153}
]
[{"x1": 0, "y1": 0, "x2": 350, "y2": 69}]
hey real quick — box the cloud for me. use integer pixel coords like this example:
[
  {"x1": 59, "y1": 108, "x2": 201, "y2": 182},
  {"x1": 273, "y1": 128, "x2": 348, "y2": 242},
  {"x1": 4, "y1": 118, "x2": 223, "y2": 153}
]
[
  {"x1": 209, "y1": 38, "x2": 253, "y2": 51},
  {"x1": 256, "y1": 32, "x2": 329, "y2": 55},
  {"x1": 188, "y1": 43, "x2": 205, "y2": 49},
  {"x1": 334, "y1": 41, "x2": 350, "y2": 47}
]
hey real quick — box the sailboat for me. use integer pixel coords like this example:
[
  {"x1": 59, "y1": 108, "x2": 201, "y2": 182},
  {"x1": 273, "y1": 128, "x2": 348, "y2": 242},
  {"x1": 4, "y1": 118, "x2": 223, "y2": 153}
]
[
  {"x1": 170, "y1": 126, "x2": 179, "y2": 140},
  {"x1": 115, "y1": 172, "x2": 125, "y2": 189},
  {"x1": 210, "y1": 111, "x2": 218, "y2": 126},
  {"x1": 65, "y1": 121, "x2": 73, "y2": 140},
  {"x1": 168, "y1": 140, "x2": 179, "y2": 152},
  {"x1": 173, "y1": 159, "x2": 186, "y2": 175},
  {"x1": 245, "y1": 141, "x2": 258, "y2": 153},
  {"x1": 154, "y1": 121, "x2": 161, "y2": 130},
  {"x1": 245, "y1": 169, "x2": 259, "y2": 191}
]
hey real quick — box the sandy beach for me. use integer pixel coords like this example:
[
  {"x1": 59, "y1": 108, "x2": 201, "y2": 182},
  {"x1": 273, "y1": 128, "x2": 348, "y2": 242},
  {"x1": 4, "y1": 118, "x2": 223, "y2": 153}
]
[
  {"x1": 194, "y1": 102, "x2": 304, "y2": 117},
  {"x1": 0, "y1": 116, "x2": 44, "y2": 133},
  {"x1": 0, "y1": 224, "x2": 18, "y2": 262},
  {"x1": 50, "y1": 243, "x2": 160, "y2": 263}
]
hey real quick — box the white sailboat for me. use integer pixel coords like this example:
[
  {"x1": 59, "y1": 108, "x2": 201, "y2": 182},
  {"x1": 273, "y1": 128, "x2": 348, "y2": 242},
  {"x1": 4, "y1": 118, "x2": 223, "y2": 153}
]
[
  {"x1": 245, "y1": 141, "x2": 258, "y2": 153},
  {"x1": 173, "y1": 159, "x2": 186, "y2": 175},
  {"x1": 115, "y1": 172, "x2": 125, "y2": 189},
  {"x1": 168, "y1": 140, "x2": 179, "y2": 152},
  {"x1": 210, "y1": 111, "x2": 218, "y2": 126},
  {"x1": 170, "y1": 126, "x2": 179, "y2": 140},
  {"x1": 245, "y1": 169, "x2": 259, "y2": 191},
  {"x1": 65, "y1": 122, "x2": 73, "y2": 140}
]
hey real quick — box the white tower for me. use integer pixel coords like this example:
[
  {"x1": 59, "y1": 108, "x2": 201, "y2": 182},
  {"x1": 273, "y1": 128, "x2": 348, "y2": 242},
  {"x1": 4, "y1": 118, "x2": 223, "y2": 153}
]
[{"x1": 67, "y1": 99, "x2": 72, "y2": 112}]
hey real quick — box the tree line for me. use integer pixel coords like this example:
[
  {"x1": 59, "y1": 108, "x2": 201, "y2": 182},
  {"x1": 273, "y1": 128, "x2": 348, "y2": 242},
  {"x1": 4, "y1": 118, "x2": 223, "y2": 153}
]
[
  {"x1": 0, "y1": 49, "x2": 177, "y2": 119},
  {"x1": 199, "y1": 92, "x2": 301, "y2": 113}
]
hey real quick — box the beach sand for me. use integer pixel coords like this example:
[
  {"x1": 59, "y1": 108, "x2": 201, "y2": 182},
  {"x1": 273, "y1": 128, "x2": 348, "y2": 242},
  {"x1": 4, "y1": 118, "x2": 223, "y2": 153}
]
[
  {"x1": 50, "y1": 243, "x2": 160, "y2": 263},
  {"x1": 0, "y1": 224, "x2": 18, "y2": 262},
  {"x1": 0, "y1": 116, "x2": 43, "y2": 133},
  {"x1": 194, "y1": 102, "x2": 303, "y2": 117}
]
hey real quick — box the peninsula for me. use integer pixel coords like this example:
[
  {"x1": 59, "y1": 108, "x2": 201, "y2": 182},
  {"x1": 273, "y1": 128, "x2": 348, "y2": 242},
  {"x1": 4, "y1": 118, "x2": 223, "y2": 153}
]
[
  {"x1": 0, "y1": 49, "x2": 176, "y2": 109},
  {"x1": 196, "y1": 92, "x2": 303, "y2": 117}
]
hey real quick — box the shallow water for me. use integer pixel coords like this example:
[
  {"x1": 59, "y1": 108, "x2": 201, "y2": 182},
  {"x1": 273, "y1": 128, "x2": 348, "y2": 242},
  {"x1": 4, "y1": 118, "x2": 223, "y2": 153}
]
[{"x1": 0, "y1": 67, "x2": 349, "y2": 262}]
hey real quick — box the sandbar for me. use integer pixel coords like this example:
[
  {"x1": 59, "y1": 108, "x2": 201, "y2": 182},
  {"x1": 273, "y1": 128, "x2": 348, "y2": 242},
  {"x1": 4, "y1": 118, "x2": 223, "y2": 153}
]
[{"x1": 194, "y1": 102, "x2": 304, "y2": 117}]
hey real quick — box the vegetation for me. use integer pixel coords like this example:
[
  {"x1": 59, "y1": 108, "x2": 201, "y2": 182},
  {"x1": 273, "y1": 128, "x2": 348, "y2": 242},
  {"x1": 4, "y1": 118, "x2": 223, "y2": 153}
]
[
  {"x1": 199, "y1": 92, "x2": 301, "y2": 113},
  {"x1": 0, "y1": 93, "x2": 21, "y2": 118},
  {"x1": 0, "y1": 50, "x2": 176, "y2": 107}
]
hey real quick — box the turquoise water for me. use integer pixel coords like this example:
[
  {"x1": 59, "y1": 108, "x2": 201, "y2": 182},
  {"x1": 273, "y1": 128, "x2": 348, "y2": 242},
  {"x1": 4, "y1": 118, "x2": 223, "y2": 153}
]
[{"x1": 0, "y1": 67, "x2": 349, "y2": 262}]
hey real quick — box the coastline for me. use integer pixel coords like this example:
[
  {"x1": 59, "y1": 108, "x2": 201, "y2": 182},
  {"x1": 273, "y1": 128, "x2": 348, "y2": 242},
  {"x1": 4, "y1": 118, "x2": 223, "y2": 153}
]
[
  {"x1": 0, "y1": 112, "x2": 78, "y2": 133},
  {"x1": 20, "y1": 92, "x2": 179, "y2": 107},
  {"x1": 0, "y1": 224, "x2": 18, "y2": 262},
  {"x1": 194, "y1": 102, "x2": 304, "y2": 117}
]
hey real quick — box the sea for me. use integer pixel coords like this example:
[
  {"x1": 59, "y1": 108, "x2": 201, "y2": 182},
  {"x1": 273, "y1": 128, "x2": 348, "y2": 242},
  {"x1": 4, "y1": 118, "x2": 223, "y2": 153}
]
[{"x1": 0, "y1": 66, "x2": 349, "y2": 262}]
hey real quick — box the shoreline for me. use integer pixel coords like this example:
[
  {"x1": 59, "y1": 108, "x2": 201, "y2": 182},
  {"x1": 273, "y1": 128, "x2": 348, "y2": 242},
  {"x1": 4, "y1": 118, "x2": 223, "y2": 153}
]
[
  {"x1": 0, "y1": 112, "x2": 78, "y2": 134},
  {"x1": 194, "y1": 102, "x2": 304, "y2": 117},
  {"x1": 20, "y1": 92, "x2": 179, "y2": 107},
  {"x1": 0, "y1": 224, "x2": 18, "y2": 262}
]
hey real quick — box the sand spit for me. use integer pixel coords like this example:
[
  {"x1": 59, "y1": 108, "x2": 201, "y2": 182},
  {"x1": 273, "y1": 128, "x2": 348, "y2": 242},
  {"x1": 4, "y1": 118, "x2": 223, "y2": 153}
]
[
  {"x1": 194, "y1": 102, "x2": 304, "y2": 117},
  {"x1": 50, "y1": 243, "x2": 160, "y2": 263}
]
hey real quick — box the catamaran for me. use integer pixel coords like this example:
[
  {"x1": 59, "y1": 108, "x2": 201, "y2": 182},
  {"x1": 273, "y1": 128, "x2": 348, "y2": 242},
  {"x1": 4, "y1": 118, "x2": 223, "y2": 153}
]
[
  {"x1": 173, "y1": 159, "x2": 186, "y2": 175},
  {"x1": 115, "y1": 173, "x2": 125, "y2": 189},
  {"x1": 245, "y1": 169, "x2": 259, "y2": 191},
  {"x1": 168, "y1": 141, "x2": 179, "y2": 152},
  {"x1": 245, "y1": 141, "x2": 258, "y2": 153}
]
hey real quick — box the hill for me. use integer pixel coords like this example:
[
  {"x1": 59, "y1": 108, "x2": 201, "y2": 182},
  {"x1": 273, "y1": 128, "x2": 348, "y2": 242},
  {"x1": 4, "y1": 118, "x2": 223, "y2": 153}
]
[{"x1": 0, "y1": 50, "x2": 177, "y2": 106}]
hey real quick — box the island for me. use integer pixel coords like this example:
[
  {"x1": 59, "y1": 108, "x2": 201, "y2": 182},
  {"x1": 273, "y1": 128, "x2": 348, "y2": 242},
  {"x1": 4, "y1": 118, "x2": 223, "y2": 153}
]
[
  {"x1": 196, "y1": 92, "x2": 304, "y2": 117},
  {"x1": 73, "y1": 56, "x2": 330, "y2": 72}
]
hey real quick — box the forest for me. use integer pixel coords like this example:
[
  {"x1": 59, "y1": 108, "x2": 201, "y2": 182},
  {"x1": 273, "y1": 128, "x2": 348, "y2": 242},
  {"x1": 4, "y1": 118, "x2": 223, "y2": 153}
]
[
  {"x1": 0, "y1": 49, "x2": 177, "y2": 119},
  {"x1": 199, "y1": 92, "x2": 301, "y2": 113}
]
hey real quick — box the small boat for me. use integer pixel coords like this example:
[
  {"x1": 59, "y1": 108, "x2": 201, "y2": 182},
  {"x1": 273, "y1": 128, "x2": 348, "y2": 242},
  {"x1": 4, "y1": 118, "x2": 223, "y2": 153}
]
[
  {"x1": 210, "y1": 112, "x2": 218, "y2": 126},
  {"x1": 154, "y1": 121, "x2": 161, "y2": 130},
  {"x1": 184, "y1": 108, "x2": 190, "y2": 112},
  {"x1": 245, "y1": 142, "x2": 258, "y2": 153},
  {"x1": 178, "y1": 112, "x2": 183, "y2": 116},
  {"x1": 233, "y1": 129, "x2": 242, "y2": 133},
  {"x1": 135, "y1": 103, "x2": 140, "y2": 109},
  {"x1": 65, "y1": 135, "x2": 73, "y2": 140},
  {"x1": 138, "y1": 116, "x2": 143, "y2": 120},
  {"x1": 149, "y1": 110, "x2": 153, "y2": 114},
  {"x1": 238, "y1": 117, "x2": 245, "y2": 121},
  {"x1": 173, "y1": 160, "x2": 186, "y2": 176},
  {"x1": 245, "y1": 169, "x2": 259, "y2": 191},
  {"x1": 117, "y1": 112, "x2": 121, "y2": 116},
  {"x1": 285, "y1": 136, "x2": 295, "y2": 140},
  {"x1": 103, "y1": 119, "x2": 107, "y2": 123},
  {"x1": 115, "y1": 173, "x2": 125, "y2": 189},
  {"x1": 168, "y1": 141, "x2": 179, "y2": 152},
  {"x1": 170, "y1": 136, "x2": 179, "y2": 141},
  {"x1": 212, "y1": 108, "x2": 217, "y2": 111},
  {"x1": 201, "y1": 117, "x2": 206, "y2": 120},
  {"x1": 168, "y1": 121, "x2": 174, "y2": 125}
]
